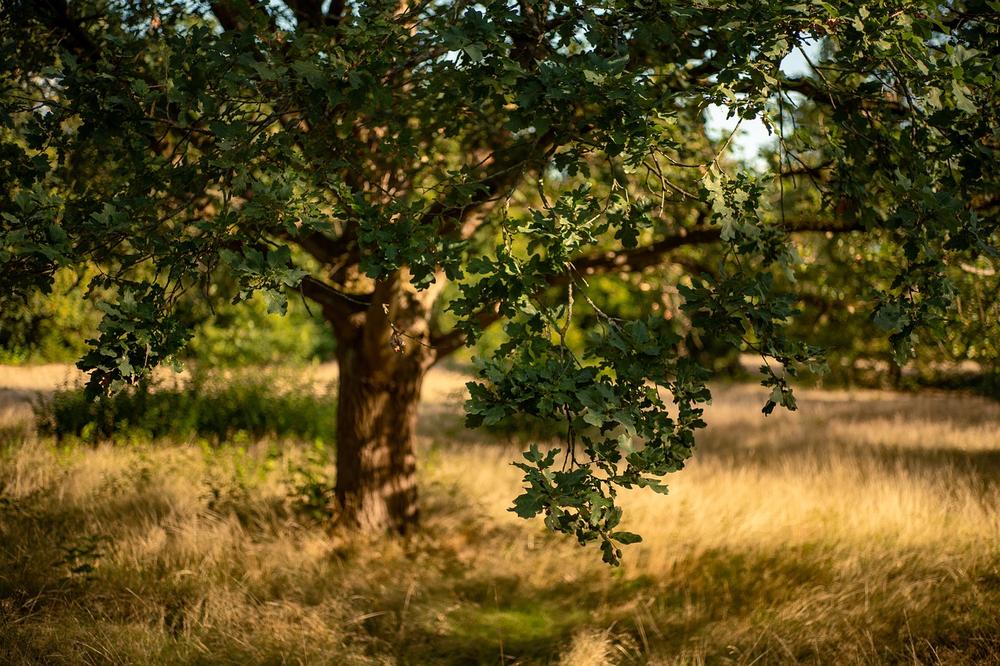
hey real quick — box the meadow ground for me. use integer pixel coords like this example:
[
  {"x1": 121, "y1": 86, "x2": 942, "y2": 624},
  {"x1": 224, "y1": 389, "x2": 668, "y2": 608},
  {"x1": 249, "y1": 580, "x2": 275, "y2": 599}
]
[{"x1": 0, "y1": 365, "x2": 998, "y2": 664}]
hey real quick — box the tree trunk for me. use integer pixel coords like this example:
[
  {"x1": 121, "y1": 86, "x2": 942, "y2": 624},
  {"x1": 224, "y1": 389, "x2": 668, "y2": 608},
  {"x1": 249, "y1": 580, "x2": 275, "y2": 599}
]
[{"x1": 334, "y1": 344, "x2": 424, "y2": 533}]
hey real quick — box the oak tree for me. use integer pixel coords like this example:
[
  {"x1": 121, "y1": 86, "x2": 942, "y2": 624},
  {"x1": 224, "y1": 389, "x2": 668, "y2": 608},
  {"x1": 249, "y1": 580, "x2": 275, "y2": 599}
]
[{"x1": 2, "y1": 0, "x2": 996, "y2": 561}]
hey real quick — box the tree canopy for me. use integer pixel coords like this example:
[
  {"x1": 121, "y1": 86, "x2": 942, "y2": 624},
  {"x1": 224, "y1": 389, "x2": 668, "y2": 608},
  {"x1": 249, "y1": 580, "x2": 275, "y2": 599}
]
[{"x1": 2, "y1": 0, "x2": 997, "y2": 562}]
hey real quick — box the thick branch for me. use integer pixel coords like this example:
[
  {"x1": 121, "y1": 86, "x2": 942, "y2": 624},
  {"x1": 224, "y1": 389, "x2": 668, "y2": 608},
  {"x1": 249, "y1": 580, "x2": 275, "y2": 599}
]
[
  {"x1": 285, "y1": 0, "x2": 325, "y2": 27},
  {"x1": 326, "y1": 0, "x2": 346, "y2": 25},
  {"x1": 299, "y1": 275, "x2": 371, "y2": 323},
  {"x1": 781, "y1": 76, "x2": 907, "y2": 113},
  {"x1": 571, "y1": 219, "x2": 865, "y2": 276},
  {"x1": 571, "y1": 227, "x2": 723, "y2": 276},
  {"x1": 429, "y1": 303, "x2": 502, "y2": 360},
  {"x1": 420, "y1": 131, "x2": 557, "y2": 241},
  {"x1": 209, "y1": 1, "x2": 247, "y2": 31},
  {"x1": 429, "y1": 228, "x2": 720, "y2": 359},
  {"x1": 210, "y1": 0, "x2": 276, "y2": 32},
  {"x1": 285, "y1": 228, "x2": 356, "y2": 268},
  {"x1": 430, "y1": 218, "x2": 867, "y2": 359},
  {"x1": 31, "y1": 0, "x2": 99, "y2": 57}
]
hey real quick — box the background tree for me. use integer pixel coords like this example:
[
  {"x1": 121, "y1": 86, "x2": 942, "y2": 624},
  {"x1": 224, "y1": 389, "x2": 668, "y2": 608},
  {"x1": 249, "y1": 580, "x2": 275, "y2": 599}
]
[{"x1": 2, "y1": 0, "x2": 996, "y2": 561}]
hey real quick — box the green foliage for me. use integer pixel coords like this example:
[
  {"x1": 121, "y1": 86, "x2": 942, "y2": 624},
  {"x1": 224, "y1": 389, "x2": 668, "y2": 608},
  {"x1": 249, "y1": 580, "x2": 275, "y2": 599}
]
[
  {"x1": 0, "y1": 267, "x2": 334, "y2": 367},
  {"x1": 36, "y1": 370, "x2": 336, "y2": 445},
  {"x1": 77, "y1": 281, "x2": 192, "y2": 396},
  {"x1": 0, "y1": 267, "x2": 101, "y2": 363},
  {"x1": 184, "y1": 292, "x2": 335, "y2": 368},
  {"x1": 2, "y1": 0, "x2": 997, "y2": 560},
  {"x1": 287, "y1": 442, "x2": 338, "y2": 523}
]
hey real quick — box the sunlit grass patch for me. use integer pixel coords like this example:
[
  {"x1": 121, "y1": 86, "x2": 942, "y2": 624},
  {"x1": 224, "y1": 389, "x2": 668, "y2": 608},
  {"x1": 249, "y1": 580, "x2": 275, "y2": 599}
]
[{"x1": 1, "y1": 369, "x2": 998, "y2": 664}]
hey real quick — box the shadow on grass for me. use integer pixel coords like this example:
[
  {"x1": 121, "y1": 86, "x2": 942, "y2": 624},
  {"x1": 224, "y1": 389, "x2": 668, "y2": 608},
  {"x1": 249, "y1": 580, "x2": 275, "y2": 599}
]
[{"x1": 2, "y1": 383, "x2": 998, "y2": 664}]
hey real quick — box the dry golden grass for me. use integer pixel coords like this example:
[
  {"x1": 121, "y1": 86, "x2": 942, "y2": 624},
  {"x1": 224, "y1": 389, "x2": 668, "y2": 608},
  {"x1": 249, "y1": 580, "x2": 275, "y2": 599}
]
[{"x1": 0, "y1": 366, "x2": 998, "y2": 664}]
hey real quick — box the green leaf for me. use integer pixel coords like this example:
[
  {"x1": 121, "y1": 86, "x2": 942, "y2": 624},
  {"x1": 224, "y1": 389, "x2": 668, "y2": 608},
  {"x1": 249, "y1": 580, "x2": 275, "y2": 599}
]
[
  {"x1": 611, "y1": 531, "x2": 642, "y2": 544},
  {"x1": 463, "y1": 44, "x2": 484, "y2": 62}
]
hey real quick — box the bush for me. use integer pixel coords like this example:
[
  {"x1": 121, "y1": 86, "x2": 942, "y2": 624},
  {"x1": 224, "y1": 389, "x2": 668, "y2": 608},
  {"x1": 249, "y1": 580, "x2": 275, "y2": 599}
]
[
  {"x1": 0, "y1": 267, "x2": 102, "y2": 364},
  {"x1": 36, "y1": 369, "x2": 336, "y2": 444},
  {"x1": 0, "y1": 267, "x2": 336, "y2": 368},
  {"x1": 183, "y1": 292, "x2": 336, "y2": 367}
]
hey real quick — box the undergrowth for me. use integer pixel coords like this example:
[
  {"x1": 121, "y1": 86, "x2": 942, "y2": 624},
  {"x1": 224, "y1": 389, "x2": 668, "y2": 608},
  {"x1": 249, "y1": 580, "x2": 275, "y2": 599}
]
[
  {"x1": 1, "y1": 372, "x2": 998, "y2": 664},
  {"x1": 34, "y1": 369, "x2": 336, "y2": 444}
]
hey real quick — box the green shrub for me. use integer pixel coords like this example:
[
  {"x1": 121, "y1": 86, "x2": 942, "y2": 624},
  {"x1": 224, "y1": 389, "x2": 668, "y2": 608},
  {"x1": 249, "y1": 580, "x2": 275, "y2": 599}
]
[
  {"x1": 0, "y1": 267, "x2": 102, "y2": 364},
  {"x1": 35, "y1": 370, "x2": 336, "y2": 444},
  {"x1": 184, "y1": 292, "x2": 336, "y2": 367},
  {"x1": 0, "y1": 267, "x2": 336, "y2": 367},
  {"x1": 287, "y1": 442, "x2": 338, "y2": 523}
]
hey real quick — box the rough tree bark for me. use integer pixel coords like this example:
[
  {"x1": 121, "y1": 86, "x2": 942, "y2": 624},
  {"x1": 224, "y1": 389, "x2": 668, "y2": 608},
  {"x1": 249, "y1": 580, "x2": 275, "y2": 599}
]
[
  {"x1": 325, "y1": 273, "x2": 439, "y2": 533},
  {"x1": 334, "y1": 342, "x2": 425, "y2": 532}
]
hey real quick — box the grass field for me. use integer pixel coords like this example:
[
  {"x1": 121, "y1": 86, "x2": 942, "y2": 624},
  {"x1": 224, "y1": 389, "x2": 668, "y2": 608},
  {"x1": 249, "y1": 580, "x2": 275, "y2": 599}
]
[{"x1": 1, "y1": 365, "x2": 998, "y2": 664}]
